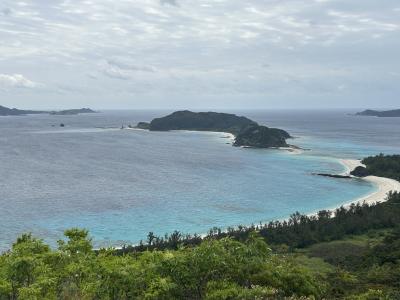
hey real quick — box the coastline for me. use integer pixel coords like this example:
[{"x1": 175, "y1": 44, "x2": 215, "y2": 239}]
[
  {"x1": 338, "y1": 159, "x2": 400, "y2": 207},
  {"x1": 78, "y1": 127, "x2": 396, "y2": 249},
  {"x1": 97, "y1": 157, "x2": 400, "y2": 250}
]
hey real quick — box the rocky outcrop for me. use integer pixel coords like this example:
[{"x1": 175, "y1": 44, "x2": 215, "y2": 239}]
[{"x1": 350, "y1": 166, "x2": 370, "y2": 177}]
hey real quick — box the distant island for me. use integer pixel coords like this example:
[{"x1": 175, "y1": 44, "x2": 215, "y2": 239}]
[
  {"x1": 0, "y1": 105, "x2": 47, "y2": 116},
  {"x1": 49, "y1": 108, "x2": 96, "y2": 115},
  {"x1": 137, "y1": 110, "x2": 292, "y2": 148},
  {"x1": 0, "y1": 105, "x2": 96, "y2": 116},
  {"x1": 355, "y1": 109, "x2": 400, "y2": 117}
]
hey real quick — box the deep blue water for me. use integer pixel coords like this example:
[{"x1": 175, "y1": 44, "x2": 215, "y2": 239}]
[{"x1": 0, "y1": 110, "x2": 399, "y2": 250}]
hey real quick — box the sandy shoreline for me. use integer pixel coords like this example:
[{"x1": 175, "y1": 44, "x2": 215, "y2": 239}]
[
  {"x1": 338, "y1": 159, "x2": 400, "y2": 207},
  {"x1": 101, "y1": 157, "x2": 400, "y2": 250}
]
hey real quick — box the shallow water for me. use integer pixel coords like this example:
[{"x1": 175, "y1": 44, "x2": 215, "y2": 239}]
[{"x1": 0, "y1": 110, "x2": 399, "y2": 250}]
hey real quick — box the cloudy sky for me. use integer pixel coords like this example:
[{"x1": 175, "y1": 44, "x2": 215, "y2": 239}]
[{"x1": 0, "y1": 0, "x2": 399, "y2": 109}]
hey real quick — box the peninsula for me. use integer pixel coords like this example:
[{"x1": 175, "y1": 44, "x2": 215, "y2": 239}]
[
  {"x1": 136, "y1": 110, "x2": 291, "y2": 148},
  {"x1": 0, "y1": 105, "x2": 96, "y2": 116},
  {"x1": 355, "y1": 109, "x2": 400, "y2": 117}
]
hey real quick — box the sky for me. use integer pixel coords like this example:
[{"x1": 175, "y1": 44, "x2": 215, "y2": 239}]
[{"x1": 0, "y1": 0, "x2": 399, "y2": 110}]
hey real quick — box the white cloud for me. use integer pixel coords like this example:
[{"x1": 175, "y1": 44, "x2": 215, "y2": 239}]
[
  {"x1": 0, "y1": 74, "x2": 39, "y2": 88},
  {"x1": 102, "y1": 67, "x2": 131, "y2": 80}
]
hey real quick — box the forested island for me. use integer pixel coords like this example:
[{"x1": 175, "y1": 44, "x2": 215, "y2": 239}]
[
  {"x1": 355, "y1": 109, "x2": 400, "y2": 117},
  {"x1": 0, "y1": 105, "x2": 96, "y2": 116},
  {"x1": 137, "y1": 110, "x2": 291, "y2": 148}
]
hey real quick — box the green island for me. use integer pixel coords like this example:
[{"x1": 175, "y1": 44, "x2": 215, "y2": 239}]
[
  {"x1": 355, "y1": 109, "x2": 400, "y2": 118},
  {"x1": 1, "y1": 155, "x2": 400, "y2": 300},
  {"x1": 137, "y1": 110, "x2": 291, "y2": 148}
]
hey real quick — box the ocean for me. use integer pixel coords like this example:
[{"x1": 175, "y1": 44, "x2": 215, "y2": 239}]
[{"x1": 0, "y1": 109, "x2": 399, "y2": 250}]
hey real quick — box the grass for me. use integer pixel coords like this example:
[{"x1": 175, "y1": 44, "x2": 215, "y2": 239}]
[{"x1": 297, "y1": 229, "x2": 390, "y2": 270}]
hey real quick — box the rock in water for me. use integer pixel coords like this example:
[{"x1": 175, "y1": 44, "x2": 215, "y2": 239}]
[{"x1": 350, "y1": 166, "x2": 370, "y2": 177}]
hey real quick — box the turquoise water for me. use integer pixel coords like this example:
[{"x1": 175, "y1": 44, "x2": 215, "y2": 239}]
[{"x1": 0, "y1": 110, "x2": 398, "y2": 250}]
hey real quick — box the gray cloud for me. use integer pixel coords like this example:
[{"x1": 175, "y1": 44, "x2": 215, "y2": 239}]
[
  {"x1": 0, "y1": 0, "x2": 399, "y2": 109},
  {"x1": 1, "y1": 7, "x2": 12, "y2": 16},
  {"x1": 160, "y1": 0, "x2": 179, "y2": 7},
  {"x1": 106, "y1": 60, "x2": 156, "y2": 73}
]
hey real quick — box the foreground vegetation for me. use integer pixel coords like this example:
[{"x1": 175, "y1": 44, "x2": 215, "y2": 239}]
[
  {"x1": 1, "y1": 192, "x2": 399, "y2": 299},
  {"x1": 0, "y1": 230, "x2": 326, "y2": 300}
]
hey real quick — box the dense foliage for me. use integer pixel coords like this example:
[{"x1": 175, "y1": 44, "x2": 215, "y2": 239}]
[{"x1": 0, "y1": 231, "x2": 323, "y2": 299}]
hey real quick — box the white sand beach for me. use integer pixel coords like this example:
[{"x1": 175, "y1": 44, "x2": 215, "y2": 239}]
[
  {"x1": 339, "y1": 159, "x2": 400, "y2": 206},
  {"x1": 339, "y1": 159, "x2": 365, "y2": 175}
]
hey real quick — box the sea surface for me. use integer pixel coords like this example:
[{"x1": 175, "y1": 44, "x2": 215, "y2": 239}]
[{"x1": 0, "y1": 109, "x2": 399, "y2": 250}]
